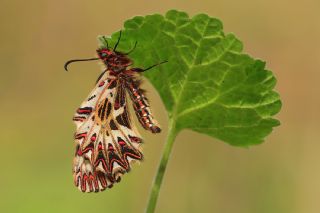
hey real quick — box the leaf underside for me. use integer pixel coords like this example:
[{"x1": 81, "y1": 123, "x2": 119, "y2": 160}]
[{"x1": 98, "y1": 10, "x2": 282, "y2": 147}]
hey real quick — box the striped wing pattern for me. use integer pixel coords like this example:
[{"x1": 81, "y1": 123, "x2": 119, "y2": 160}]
[{"x1": 72, "y1": 73, "x2": 143, "y2": 192}]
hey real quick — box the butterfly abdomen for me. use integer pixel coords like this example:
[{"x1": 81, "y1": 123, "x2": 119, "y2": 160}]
[{"x1": 126, "y1": 79, "x2": 161, "y2": 133}]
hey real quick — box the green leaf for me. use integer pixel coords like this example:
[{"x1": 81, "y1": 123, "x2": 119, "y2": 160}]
[{"x1": 98, "y1": 10, "x2": 281, "y2": 146}]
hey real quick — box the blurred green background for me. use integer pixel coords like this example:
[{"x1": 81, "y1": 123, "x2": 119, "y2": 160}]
[{"x1": 0, "y1": 0, "x2": 319, "y2": 212}]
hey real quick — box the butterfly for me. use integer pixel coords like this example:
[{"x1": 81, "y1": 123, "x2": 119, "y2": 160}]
[{"x1": 65, "y1": 31, "x2": 167, "y2": 192}]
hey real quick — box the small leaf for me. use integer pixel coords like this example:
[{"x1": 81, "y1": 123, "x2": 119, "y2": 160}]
[{"x1": 98, "y1": 10, "x2": 282, "y2": 146}]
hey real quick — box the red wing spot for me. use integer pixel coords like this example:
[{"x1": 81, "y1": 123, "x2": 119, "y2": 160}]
[
  {"x1": 108, "y1": 144, "x2": 114, "y2": 151},
  {"x1": 99, "y1": 81, "x2": 105, "y2": 87},
  {"x1": 77, "y1": 107, "x2": 92, "y2": 115},
  {"x1": 87, "y1": 174, "x2": 94, "y2": 192},
  {"x1": 114, "y1": 102, "x2": 120, "y2": 110},
  {"x1": 88, "y1": 182, "x2": 93, "y2": 192},
  {"x1": 90, "y1": 133, "x2": 97, "y2": 142},
  {"x1": 92, "y1": 173, "x2": 99, "y2": 190},
  {"x1": 77, "y1": 109, "x2": 88, "y2": 113},
  {"x1": 82, "y1": 174, "x2": 88, "y2": 192},
  {"x1": 98, "y1": 143, "x2": 103, "y2": 150},
  {"x1": 118, "y1": 140, "x2": 126, "y2": 146},
  {"x1": 117, "y1": 136, "x2": 126, "y2": 146},
  {"x1": 75, "y1": 133, "x2": 87, "y2": 139},
  {"x1": 129, "y1": 136, "x2": 142, "y2": 143},
  {"x1": 73, "y1": 116, "x2": 86, "y2": 121},
  {"x1": 77, "y1": 149, "x2": 83, "y2": 156}
]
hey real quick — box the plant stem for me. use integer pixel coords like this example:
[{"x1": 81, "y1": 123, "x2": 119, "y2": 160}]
[{"x1": 145, "y1": 119, "x2": 177, "y2": 213}]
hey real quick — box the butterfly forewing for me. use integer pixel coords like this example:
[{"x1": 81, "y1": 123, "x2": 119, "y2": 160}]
[{"x1": 73, "y1": 73, "x2": 143, "y2": 192}]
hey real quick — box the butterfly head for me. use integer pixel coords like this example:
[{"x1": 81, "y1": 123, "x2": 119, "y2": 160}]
[
  {"x1": 64, "y1": 31, "x2": 137, "y2": 72},
  {"x1": 97, "y1": 48, "x2": 132, "y2": 72},
  {"x1": 97, "y1": 48, "x2": 113, "y2": 59}
]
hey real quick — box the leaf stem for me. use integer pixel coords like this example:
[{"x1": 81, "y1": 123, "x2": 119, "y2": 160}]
[{"x1": 145, "y1": 119, "x2": 177, "y2": 213}]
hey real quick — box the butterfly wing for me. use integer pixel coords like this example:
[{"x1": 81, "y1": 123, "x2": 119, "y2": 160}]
[{"x1": 73, "y1": 73, "x2": 143, "y2": 192}]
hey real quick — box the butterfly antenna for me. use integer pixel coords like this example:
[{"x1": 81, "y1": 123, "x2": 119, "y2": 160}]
[
  {"x1": 142, "y1": 60, "x2": 168, "y2": 72},
  {"x1": 64, "y1": 58, "x2": 99, "y2": 71},
  {"x1": 132, "y1": 60, "x2": 168, "y2": 73},
  {"x1": 124, "y1": 41, "x2": 138, "y2": 55},
  {"x1": 103, "y1": 36, "x2": 109, "y2": 49},
  {"x1": 113, "y1": 30, "x2": 122, "y2": 52}
]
